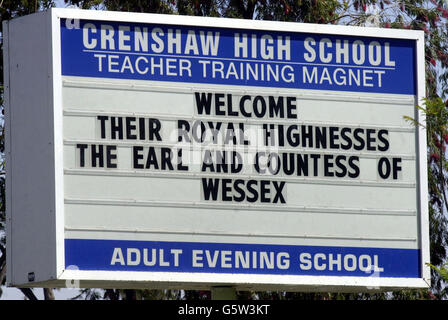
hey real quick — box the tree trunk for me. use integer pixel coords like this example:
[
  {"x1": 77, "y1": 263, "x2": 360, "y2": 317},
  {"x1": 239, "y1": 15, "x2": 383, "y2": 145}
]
[
  {"x1": 124, "y1": 289, "x2": 137, "y2": 300},
  {"x1": 44, "y1": 288, "x2": 55, "y2": 300}
]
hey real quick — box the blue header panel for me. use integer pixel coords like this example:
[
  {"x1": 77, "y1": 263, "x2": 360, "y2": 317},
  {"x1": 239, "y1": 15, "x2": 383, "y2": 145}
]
[
  {"x1": 65, "y1": 239, "x2": 421, "y2": 278},
  {"x1": 60, "y1": 19, "x2": 416, "y2": 94}
]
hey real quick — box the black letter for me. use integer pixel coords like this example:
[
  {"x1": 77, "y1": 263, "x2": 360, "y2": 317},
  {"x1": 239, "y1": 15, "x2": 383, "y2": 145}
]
[
  {"x1": 97, "y1": 116, "x2": 108, "y2": 139},
  {"x1": 160, "y1": 148, "x2": 174, "y2": 170},
  {"x1": 378, "y1": 129, "x2": 389, "y2": 151},
  {"x1": 233, "y1": 179, "x2": 245, "y2": 202},
  {"x1": 106, "y1": 145, "x2": 117, "y2": 168},
  {"x1": 301, "y1": 125, "x2": 313, "y2": 148},
  {"x1": 324, "y1": 155, "x2": 334, "y2": 177},
  {"x1": 215, "y1": 93, "x2": 226, "y2": 116},
  {"x1": 76, "y1": 144, "x2": 88, "y2": 167},
  {"x1": 221, "y1": 179, "x2": 233, "y2": 201},
  {"x1": 378, "y1": 157, "x2": 391, "y2": 179},
  {"x1": 253, "y1": 96, "x2": 267, "y2": 118},
  {"x1": 315, "y1": 126, "x2": 327, "y2": 149},
  {"x1": 149, "y1": 118, "x2": 162, "y2": 141},
  {"x1": 111, "y1": 117, "x2": 123, "y2": 140},
  {"x1": 195, "y1": 92, "x2": 213, "y2": 115},
  {"x1": 246, "y1": 180, "x2": 259, "y2": 203},
  {"x1": 310, "y1": 154, "x2": 321, "y2": 176},
  {"x1": 133, "y1": 146, "x2": 144, "y2": 169},
  {"x1": 126, "y1": 117, "x2": 137, "y2": 140},
  {"x1": 272, "y1": 181, "x2": 286, "y2": 203},
  {"x1": 392, "y1": 158, "x2": 402, "y2": 179},
  {"x1": 286, "y1": 96, "x2": 297, "y2": 119},
  {"x1": 353, "y1": 128, "x2": 365, "y2": 151},
  {"x1": 329, "y1": 127, "x2": 340, "y2": 149},
  {"x1": 177, "y1": 120, "x2": 190, "y2": 142},
  {"x1": 260, "y1": 180, "x2": 271, "y2": 203},
  {"x1": 366, "y1": 129, "x2": 376, "y2": 151},
  {"x1": 177, "y1": 149, "x2": 189, "y2": 171},
  {"x1": 340, "y1": 127, "x2": 352, "y2": 150},
  {"x1": 202, "y1": 178, "x2": 220, "y2": 201},
  {"x1": 269, "y1": 96, "x2": 284, "y2": 118},
  {"x1": 91, "y1": 144, "x2": 104, "y2": 167},
  {"x1": 227, "y1": 94, "x2": 238, "y2": 116},
  {"x1": 348, "y1": 156, "x2": 360, "y2": 178},
  {"x1": 239, "y1": 95, "x2": 252, "y2": 117},
  {"x1": 335, "y1": 155, "x2": 347, "y2": 177},
  {"x1": 145, "y1": 147, "x2": 159, "y2": 169}
]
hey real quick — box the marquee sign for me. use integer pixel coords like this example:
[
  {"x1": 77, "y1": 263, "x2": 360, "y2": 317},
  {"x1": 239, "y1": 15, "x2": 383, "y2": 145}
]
[{"x1": 5, "y1": 8, "x2": 429, "y2": 291}]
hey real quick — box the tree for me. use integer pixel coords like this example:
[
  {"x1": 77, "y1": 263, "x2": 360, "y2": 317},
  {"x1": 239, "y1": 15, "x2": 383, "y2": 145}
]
[{"x1": 1, "y1": 0, "x2": 448, "y2": 299}]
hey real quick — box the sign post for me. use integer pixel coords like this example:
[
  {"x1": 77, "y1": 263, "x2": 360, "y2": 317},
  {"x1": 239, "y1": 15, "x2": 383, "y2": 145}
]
[{"x1": 4, "y1": 8, "x2": 429, "y2": 291}]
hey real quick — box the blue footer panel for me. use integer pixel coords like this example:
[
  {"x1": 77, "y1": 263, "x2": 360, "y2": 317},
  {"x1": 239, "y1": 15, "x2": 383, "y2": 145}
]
[{"x1": 65, "y1": 239, "x2": 420, "y2": 278}]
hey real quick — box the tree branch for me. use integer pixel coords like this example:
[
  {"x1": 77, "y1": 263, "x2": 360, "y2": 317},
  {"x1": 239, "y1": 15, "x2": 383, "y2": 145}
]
[
  {"x1": 0, "y1": 246, "x2": 6, "y2": 286},
  {"x1": 438, "y1": 163, "x2": 448, "y2": 213},
  {"x1": 19, "y1": 288, "x2": 38, "y2": 300},
  {"x1": 124, "y1": 289, "x2": 136, "y2": 300},
  {"x1": 0, "y1": 261, "x2": 6, "y2": 286},
  {"x1": 436, "y1": 131, "x2": 448, "y2": 213}
]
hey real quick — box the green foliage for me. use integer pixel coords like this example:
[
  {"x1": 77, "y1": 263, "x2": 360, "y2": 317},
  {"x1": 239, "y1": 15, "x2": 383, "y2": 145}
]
[
  {"x1": 408, "y1": 97, "x2": 448, "y2": 297},
  {"x1": 428, "y1": 262, "x2": 448, "y2": 281}
]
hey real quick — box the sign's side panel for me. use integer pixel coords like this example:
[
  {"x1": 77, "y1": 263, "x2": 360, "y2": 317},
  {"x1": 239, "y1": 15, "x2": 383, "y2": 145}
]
[
  {"x1": 5, "y1": 11, "x2": 58, "y2": 286},
  {"x1": 3, "y1": 19, "x2": 12, "y2": 286}
]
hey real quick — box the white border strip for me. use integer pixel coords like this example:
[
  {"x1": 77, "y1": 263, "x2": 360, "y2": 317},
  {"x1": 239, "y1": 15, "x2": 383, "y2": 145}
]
[
  {"x1": 59, "y1": 270, "x2": 429, "y2": 290},
  {"x1": 51, "y1": 9, "x2": 67, "y2": 280},
  {"x1": 415, "y1": 32, "x2": 430, "y2": 285},
  {"x1": 53, "y1": 8, "x2": 423, "y2": 40}
]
